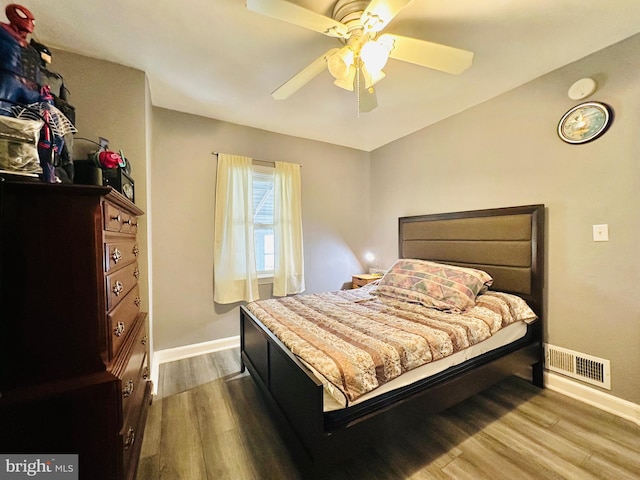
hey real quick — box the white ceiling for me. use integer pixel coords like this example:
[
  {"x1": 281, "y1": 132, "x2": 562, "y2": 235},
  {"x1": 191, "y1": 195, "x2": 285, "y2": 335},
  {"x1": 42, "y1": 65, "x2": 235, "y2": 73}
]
[{"x1": 8, "y1": 0, "x2": 640, "y2": 151}]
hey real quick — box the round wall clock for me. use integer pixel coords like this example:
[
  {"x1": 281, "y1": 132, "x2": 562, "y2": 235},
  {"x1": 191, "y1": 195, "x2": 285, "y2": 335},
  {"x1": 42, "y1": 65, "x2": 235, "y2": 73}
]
[{"x1": 558, "y1": 101, "x2": 612, "y2": 144}]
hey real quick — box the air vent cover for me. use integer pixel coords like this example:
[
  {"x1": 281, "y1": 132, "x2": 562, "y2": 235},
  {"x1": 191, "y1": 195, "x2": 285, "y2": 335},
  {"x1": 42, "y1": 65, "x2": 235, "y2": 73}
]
[{"x1": 544, "y1": 344, "x2": 611, "y2": 389}]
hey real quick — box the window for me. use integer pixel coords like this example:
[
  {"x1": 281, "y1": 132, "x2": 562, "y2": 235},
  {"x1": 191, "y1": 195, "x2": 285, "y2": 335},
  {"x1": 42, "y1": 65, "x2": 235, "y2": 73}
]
[
  {"x1": 214, "y1": 154, "x2": 304, "y2": 303},
  {"x1": 252, "y1": 166, "x2": 275, "y2": 276}
]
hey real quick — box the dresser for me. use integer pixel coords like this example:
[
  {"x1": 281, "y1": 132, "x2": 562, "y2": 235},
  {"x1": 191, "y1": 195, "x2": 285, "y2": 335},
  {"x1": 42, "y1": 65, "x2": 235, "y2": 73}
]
[{"x1": 0, "y1": 180, "x2": 151, "y2": 480}]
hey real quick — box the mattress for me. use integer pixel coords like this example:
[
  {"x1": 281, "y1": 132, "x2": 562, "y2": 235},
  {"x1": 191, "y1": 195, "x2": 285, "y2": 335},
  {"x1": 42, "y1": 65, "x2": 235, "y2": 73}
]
[{"x1": 320, "y1": 320, "x2": 528, "y2": 411}]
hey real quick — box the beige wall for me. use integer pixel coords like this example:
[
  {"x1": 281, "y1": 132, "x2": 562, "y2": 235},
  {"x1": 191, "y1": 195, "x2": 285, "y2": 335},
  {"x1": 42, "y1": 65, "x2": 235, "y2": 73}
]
[
  {"x1": 50, "y1": 49, "x2": 151, "y2": 318},
  {"x1": 370, "y1": 34, "x2": 640, "y2": 404},
  {"x1": 150, "y1": 108, "x2": 370, "y2": 350}
]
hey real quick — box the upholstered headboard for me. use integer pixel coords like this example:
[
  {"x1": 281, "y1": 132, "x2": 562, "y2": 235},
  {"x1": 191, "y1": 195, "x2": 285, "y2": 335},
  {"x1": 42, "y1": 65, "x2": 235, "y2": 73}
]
[{"x1": 399, "y1": 204, "x2": 545, "y2": 317}]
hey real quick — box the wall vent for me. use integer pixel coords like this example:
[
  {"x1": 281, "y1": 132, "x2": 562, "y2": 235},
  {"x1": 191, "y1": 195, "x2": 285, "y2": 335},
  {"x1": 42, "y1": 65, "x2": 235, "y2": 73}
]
[{"x1": 544, "y1": 344, "x2": 611, "y2": 390}]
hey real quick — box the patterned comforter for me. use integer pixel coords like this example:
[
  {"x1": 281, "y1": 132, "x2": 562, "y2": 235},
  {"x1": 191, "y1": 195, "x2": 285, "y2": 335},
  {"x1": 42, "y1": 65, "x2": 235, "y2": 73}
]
[{"x1": 246, "y1": 284, "x2": 536, "y2": 404}]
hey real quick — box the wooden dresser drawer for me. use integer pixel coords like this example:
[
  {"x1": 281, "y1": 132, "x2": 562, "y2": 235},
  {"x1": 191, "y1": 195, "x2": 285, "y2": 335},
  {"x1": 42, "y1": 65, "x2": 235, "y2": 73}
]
[
  {"x1": 106, "y1": 262, "x2": 140, "y2": 311},
  {"x1": 107, "y1": 286, "x2": 141, "y2": 360},
  {"x1": 104, "y1": 201, "x2": 125, "y2": 232},
  {"x1": 119, "y1": 322, "x2": 148, "y2": 425},
  {"x1": 104, "y1": 201, "x2": 139, "y2": 235},
  {"x1": 121, "y1": 381, "x2": 151, "y2": 480},
  {"x1": 105, "y1": 239, "x2": 140, "y2": 273},
  {"x1": 108, "y1": 312, "x2": 150, "y2": 480}
]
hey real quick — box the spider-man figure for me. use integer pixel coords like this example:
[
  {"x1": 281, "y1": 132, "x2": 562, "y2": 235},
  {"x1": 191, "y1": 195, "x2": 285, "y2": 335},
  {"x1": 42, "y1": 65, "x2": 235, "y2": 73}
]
[
  {"x1": 0, "y1": 4, "x2": 40, "y2": 109},
  {"x1": 1, "y1": 3, "x2": 34, "y2": 46}
]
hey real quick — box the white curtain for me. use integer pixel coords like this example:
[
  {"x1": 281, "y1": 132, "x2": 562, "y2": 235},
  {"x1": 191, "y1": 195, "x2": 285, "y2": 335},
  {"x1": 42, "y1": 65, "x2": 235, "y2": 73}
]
[
  {"x1": 273, "y1": 161, "x2": 305, "y2": 296},
  {"x1": 213, "y1": 154, "x2": 259, "y2": 304}
]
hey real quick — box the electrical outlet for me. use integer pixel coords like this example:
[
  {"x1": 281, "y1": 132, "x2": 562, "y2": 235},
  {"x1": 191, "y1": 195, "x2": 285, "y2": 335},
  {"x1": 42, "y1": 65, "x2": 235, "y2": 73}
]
[{"x1": 593, "y1": 224, "x2": 609, "y2": 242}]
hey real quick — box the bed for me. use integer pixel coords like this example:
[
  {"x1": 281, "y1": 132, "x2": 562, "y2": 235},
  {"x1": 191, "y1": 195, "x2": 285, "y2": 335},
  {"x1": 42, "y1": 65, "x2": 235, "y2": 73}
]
[{"x1": 239, "y1": 204, "x2": 545, "y2": 462}]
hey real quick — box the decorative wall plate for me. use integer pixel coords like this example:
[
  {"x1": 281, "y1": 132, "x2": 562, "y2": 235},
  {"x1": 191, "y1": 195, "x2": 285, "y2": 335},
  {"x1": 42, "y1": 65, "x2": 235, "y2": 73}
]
[{"x1": 558, "y1": 101, "x2": 612, "y2": 144}]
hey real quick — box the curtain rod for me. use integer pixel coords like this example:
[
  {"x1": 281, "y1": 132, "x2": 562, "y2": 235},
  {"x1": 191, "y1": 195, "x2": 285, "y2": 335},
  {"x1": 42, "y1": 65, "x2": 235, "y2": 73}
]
[{"x1": 212, "y1": 152, "x2": 301, "y2": 167}]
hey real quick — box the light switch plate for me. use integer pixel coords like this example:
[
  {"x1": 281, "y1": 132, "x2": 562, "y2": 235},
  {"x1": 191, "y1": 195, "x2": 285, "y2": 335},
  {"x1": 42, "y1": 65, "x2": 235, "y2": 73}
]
[{"x1": 593, "y1": 224, "x2": 609, "y2": 242}]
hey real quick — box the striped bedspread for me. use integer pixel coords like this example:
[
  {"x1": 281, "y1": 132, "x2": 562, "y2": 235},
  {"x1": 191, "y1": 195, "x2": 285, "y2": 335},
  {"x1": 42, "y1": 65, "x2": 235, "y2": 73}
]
[{"x1": 246, "y1": 284, "x2": 536, "y2": 404}]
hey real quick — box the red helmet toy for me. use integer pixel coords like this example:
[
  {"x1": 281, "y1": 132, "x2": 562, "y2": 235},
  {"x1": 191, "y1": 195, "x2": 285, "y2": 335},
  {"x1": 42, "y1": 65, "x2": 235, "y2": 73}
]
[{"x1": 97, "y1": 150, "x2": 124, "y2": 169}]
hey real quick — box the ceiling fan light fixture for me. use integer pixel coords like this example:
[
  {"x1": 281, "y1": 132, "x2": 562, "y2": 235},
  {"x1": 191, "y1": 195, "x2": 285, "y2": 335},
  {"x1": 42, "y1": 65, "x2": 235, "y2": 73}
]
[
  {"x1": 327, "y1": 46, "x2": 354, "y2": 80},
  {"x1": 333, "y1": 65, "x2": 357, "y2": 91},
  {"x1": 362, "y1": 66, "x2": 385, "y2": 89},
  {"x1": 360, "y1": 39, "x2": 391, "y2": 73}
]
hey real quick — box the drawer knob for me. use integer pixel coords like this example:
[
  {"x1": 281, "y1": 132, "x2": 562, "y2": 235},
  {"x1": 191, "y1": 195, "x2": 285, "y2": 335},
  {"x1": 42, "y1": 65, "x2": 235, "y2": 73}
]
[
  {"x1": 111, "y1": 248, "x2": 122, "y2": 264},
  {"x1": 111, "y1": 213, "x2": 121, "y2": 223},
  {"x1": 143, "y1": 367, "x2": 149, "y2": 380},
  {"x1": 124, "y1": 427, "x2": 135, "y2": 450},
  {"x1": 133, "y1": 267, "x2": 140, "y2": 279},
  {"x1": 141, "y1": 335, "x2": 148, "y2": 346},
  {"x1": 114, "y1": 322, "x2": 126, "y2": 337},
  {"x1": 123, "y1": 379, "x2": 134, "y2": 398},
  {"x1": 134, "y1": 296, "x2": 141, "y2": 307},
  {"x1": 113, "y1": 281, "x2": 124, "y2": 296},
  {"x1": 132, "y1": 244, "x2": 139, "y2": 257}
]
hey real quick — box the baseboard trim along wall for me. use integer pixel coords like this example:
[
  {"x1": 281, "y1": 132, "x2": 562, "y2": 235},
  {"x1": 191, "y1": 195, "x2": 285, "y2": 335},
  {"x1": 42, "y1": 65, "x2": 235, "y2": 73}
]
[
  {"x1": 151, "y1": 336, "x2": 241, "y2": 394},
  {"x1": 150, "y1": 337, "x2": 640, "y2": 426},
  {"x1": 545, "y1": 371, "x2": 640, "y2": 427}
]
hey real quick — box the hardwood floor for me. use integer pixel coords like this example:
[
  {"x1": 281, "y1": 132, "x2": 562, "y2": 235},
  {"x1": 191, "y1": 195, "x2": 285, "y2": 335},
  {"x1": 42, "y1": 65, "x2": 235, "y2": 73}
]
[{"x1": 136, "y1": 349, "x2": 640, "y2": 479}]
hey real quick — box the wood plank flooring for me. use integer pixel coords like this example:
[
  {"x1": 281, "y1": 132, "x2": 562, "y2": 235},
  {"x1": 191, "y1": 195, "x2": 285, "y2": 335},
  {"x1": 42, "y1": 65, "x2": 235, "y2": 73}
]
[{"x1": 136, "y1": 349, "x2": 640, "y2": 479}]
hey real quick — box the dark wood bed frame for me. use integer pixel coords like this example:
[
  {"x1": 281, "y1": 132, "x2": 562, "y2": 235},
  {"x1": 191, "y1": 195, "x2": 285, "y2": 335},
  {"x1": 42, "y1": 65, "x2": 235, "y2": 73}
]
[{"x1": 239, "y1": 204, "x2": 545, "y2": 462}]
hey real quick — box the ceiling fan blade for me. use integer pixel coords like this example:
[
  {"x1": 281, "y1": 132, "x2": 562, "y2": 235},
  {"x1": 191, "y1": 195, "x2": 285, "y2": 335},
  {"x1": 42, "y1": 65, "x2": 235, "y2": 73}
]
[
  {"x1": 272, "y1": 48, "x2": 339, "y2": 99},
  {"x1": 246, "y1": 0, "x2": 348, "y2": 38},
  {"x1": 362, "y1": 0, "x2": 413, "y2": 34},
  {"x1": 380, "y1": 33, "x2": 474, "y2": 74}
]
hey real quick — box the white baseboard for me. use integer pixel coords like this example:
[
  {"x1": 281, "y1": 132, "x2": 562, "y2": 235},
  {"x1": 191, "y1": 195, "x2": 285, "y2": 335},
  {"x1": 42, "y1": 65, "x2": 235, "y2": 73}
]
[
  {"x1": 150, "y1": 336, "x2": 240, "y2": 395},
  {"x1": 545, "y1": 371, "x2": 640, "y2": 427}
]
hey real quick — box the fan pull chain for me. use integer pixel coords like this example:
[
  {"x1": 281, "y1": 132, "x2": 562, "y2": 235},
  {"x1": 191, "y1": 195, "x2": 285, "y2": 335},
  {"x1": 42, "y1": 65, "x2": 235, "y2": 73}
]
[{"x1": 356, "y1": 64, "x2": 361, "y2": 118}]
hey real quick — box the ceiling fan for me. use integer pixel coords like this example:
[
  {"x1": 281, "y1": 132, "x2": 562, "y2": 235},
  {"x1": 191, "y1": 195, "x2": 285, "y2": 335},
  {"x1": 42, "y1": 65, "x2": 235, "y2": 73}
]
[{"x1": 246, "y1": 0, "x2": 474, "y2": 112}]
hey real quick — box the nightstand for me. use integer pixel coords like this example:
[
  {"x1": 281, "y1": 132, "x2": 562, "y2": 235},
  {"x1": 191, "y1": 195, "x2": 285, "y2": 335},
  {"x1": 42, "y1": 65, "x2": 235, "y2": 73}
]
[{"x1": 352, "y1": 273, "x2": 382, "y2": 289}]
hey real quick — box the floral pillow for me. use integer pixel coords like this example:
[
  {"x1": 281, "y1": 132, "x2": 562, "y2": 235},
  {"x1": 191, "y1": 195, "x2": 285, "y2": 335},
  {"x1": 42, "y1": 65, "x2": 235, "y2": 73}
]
[{"x1": 373, "y1": 259, "x2": 493, "y2": 312}]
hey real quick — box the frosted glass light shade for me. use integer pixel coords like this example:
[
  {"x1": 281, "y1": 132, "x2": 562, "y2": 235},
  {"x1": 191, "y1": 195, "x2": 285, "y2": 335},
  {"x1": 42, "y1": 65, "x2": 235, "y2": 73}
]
[
  {"x1": 327, "y1": 46, "x2": 354, "y2": 79},
  {"x1": 360, "y1": 40, "x2": 390, "y2": 73}
]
